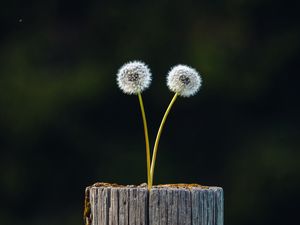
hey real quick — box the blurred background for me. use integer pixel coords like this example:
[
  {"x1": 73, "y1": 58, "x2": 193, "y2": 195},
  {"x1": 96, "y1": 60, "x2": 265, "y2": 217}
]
[{"x1": 1, "y1": 0, "x2": 299, "y2": 225}]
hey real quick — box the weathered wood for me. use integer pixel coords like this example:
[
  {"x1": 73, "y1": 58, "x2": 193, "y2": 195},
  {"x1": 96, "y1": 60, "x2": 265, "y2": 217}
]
[{"x1": 85, "y1": 183, "x2": 223, "y2": 225}]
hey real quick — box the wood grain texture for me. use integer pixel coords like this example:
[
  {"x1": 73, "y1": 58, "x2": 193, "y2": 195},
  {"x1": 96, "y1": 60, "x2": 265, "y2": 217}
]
[{"x1": 86, "y1": 185, "x2": 223, "y2": 225}]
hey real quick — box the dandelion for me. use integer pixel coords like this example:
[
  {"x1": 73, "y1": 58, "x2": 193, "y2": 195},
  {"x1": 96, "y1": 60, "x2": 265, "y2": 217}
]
[
  {"x1": 167, "y1": 64, "x2": 202, "y2": 97},
  {"x1": 117, "y1": 61, "x2": 152, "y2": 190},
  {"x1": 117, "y1": 61, "x2": 152, "y2": 95},
  {"x1": 150, "y1": 65, "x2": 202, "y2": 187}
]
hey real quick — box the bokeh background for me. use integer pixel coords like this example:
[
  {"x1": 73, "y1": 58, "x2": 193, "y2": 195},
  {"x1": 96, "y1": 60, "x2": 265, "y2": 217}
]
[{"x1": 1, "y1": 0, "x2": 299, "y2": 225}]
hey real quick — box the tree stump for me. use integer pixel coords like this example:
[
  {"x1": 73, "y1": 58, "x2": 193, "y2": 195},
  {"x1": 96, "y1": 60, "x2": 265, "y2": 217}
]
[{"x1": 84, "y1": 183, "x2": 223, "y2": 225}]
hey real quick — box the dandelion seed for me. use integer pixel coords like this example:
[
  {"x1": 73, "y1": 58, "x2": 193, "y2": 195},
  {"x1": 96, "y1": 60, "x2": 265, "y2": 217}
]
[
  {"x1": 117, "y1": 61, "x2": 152, "y2": 95},
  {"x1": 167, "y1": 64, "x2": 202, "y2": 97}
]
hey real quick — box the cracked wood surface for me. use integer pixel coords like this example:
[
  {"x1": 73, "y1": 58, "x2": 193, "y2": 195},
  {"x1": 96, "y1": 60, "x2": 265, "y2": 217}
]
[{"x1": 86, "y1": 185, "x2": 223, "y2": 225}]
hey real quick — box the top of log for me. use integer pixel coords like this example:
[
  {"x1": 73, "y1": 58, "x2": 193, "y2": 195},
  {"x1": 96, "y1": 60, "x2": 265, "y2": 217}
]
[
  {"x1": 87, "y1": 182, "x2": 213, "y2": 190},
  {"x1": 84, "y1": 182, "x2": 223, "y2": 225}
]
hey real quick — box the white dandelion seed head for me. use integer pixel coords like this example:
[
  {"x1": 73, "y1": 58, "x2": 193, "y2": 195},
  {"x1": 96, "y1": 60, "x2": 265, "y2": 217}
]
[
  {"x1": 117, "y1": 61, "x2": 152, "y2": 95},
  {"x1": 167, "y1": 64, "x2": 202, "y2": 97}
]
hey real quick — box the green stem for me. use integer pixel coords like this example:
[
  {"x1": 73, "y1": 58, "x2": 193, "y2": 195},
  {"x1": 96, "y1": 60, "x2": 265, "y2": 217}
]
[
  {"x1": 138, "y1": 93, "x2": 151, "y2": 190},
  {"x1": 150, "y1": 92, "x2": 178, "y2": 187}
]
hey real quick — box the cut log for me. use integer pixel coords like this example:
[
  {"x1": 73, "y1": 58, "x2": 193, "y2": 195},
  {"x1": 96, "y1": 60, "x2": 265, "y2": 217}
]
[{"x1": 84, "y1": 183, "x2": 223, "y2": 225}]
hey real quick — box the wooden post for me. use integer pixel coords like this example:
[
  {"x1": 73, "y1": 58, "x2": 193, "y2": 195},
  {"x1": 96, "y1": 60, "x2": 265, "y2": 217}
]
[{"x1": 84, "y1": 183, "x2": 223, "y2": 225}]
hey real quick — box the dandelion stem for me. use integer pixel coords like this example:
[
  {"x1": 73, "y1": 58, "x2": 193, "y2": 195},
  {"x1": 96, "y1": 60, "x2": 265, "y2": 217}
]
[
  {"x1": 138, "y1": 93, "x2": 151, "y2": 190},
  {"x1": 150, "y1": 92, "x2": 178, "y2": 187}
]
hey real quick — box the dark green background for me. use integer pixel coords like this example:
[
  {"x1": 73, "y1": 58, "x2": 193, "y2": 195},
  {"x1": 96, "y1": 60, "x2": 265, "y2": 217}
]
[{"x1": 1, "y1": 0, "x2": 299, "y2": 225}]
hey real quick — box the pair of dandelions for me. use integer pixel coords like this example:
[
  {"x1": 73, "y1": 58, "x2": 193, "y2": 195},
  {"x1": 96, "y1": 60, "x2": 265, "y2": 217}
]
[{"x1": 117, "y1": 61, "x2": 202, "y2": 190}]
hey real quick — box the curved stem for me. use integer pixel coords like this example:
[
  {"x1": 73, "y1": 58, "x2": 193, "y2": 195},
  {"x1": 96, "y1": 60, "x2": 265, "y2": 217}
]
[
  {"x1": 138, "y1": 93, "x2": 151, "y2": 190},
  {"x1": 150, "y1": 92, "x2": 178, "y2": 187}
]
